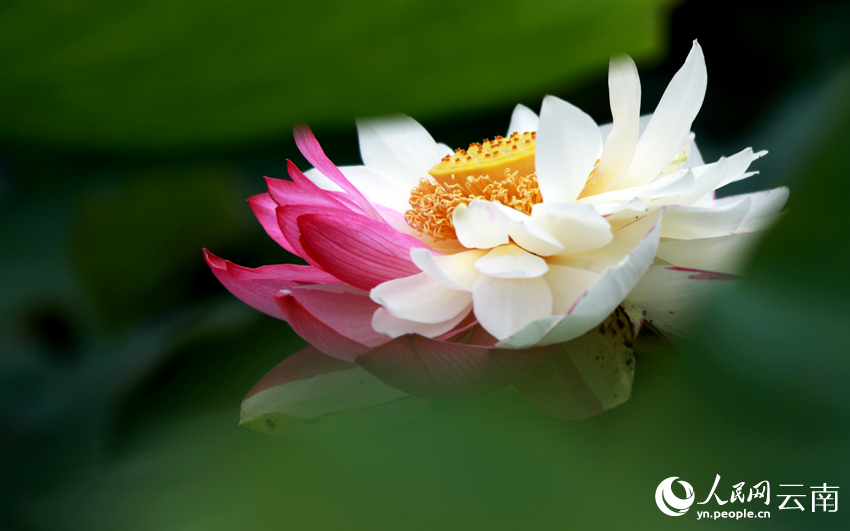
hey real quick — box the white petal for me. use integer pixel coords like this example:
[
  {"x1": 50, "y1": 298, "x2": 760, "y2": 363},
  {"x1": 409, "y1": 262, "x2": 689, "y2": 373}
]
[
  {"x1": 677, "y1": 148, "x2": 766, "y2": 205},
  {"x1": 410, "y1": 248, "x2": 486, "y2": 291},
  {"x1": 545, "y1": 264, "x2": 600, "y2": 315},
  {"x1": 627, "y1": 265, "x2": 737, "y2": 338},
  {"x1": 583, "y1": 56, "x2": 641, "y2": 196},
  {"x1": 591, "y1": 198, "x2": 649, "y2": 219},
  {"x1": 472, "y1": 276, "x2": 553, "y2": 340},
  {"x1": 614, "y1": 41, "x2": 707, "y2": 189},
  {"x1": 660, "y1": 133, "x2": 695, "y2": 175},
  {"x1": 673, "y1": 155, "x2": 729, "y2": 206},
  {"x1": 436, "y1": 142, "x2": 453, "y2": 154},
  {"x1": 599, "y1": 113, "x2": 653, "y2": 143},
  {"x1": 507, "y1": 103, "x2": 540, "y2": 135},
  {"x1": 531, "y1": 202, "x2": 613, "y2": 255},
  {"x1": 579, "y1": 170, "x2": 695, "y2": 206},
  {"x1": 453, "y1": 200, "x2": 564, "y2": 255},
  {"x1": 474, "y1": 244, "x2": 549, "y2": 279},
  {"x1": 370, "y1": 272, "x2": 471, "y2": 324},
  {"x1": 680, "y1": 134, "x2": 705, "y2": 169},
  {"x1": 716, "y1": 150, "x2": 768, "y2": 188},
  {"x1": 337, "y1": 165, "x2": 411, "y2": 213},
  {"x1": 716, "y1": 171, "x2": 759, "y2": 194},
  {"x1": 372, "y1": 305, "x2": 472, "y2": 339},
  {"x1": 452, "y1": 200, "x2": 510, "y2": 249},
  {"x1": 303, "y1": 164, "x2": 416, "y2": 214},
  {"x1": 661, "y1": 197, "x2": 751, "y2": 239},
  {"x1": 303, "y1": 167, "x2": 343, "y2": 192},
  {"x1": 535, "y1": 95, "x2": 603, "y2": 203},
  {"x1": 356, "y1": 115, "x2": 452, "y2": 186},
  {"x1": 714, "y1": 186, "x2": 789, "y2": 222},
  {"x1": 699, "y1": 181, "x2": 785, "y2": 234},
  {"x1": 656, "y1": 232, "x2": 763, "y2": 275},
  {"x1": 735, "y1": 212, "x2": 785, "y2": 233},
  {"x1": 498, "y1": 210, "x2": 662, "y2": 348},
  {"x1": 549, "y1": 208, "x2": 664, "y2": 273},
  {"x1": 491, "y1": 203, "x2": 564, "y2": 256}
]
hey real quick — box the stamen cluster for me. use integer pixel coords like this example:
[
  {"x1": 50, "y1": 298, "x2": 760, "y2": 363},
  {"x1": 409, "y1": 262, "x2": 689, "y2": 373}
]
[{"x1": 405, "y1": 169, "x2": 542, "y2": 241}]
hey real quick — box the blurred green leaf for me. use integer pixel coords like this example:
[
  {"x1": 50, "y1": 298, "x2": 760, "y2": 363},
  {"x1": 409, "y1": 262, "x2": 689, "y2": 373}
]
[
  {"x1": 71, "y1": 165, "x2": 246, "y2": 327},
  {"x1": 0, "y1": 0, "x2": 673, "y2": 149},
  {"x1": 690, "y1": 62, "x2": 850, "y2": 412}
]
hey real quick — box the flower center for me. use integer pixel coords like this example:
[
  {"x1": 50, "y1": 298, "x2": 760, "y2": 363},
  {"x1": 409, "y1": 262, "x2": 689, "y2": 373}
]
[
  {"x1": 405, "y1": 133, "x2": 542, "y2": 241},
  {"x1": 428, "y1": 131, "x2": 536, "y2": 187}
]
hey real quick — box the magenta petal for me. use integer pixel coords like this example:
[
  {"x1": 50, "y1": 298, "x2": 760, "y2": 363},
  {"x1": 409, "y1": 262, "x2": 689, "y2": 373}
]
[
  {"x1": 266, "y1": 177, "x2": 335, "y2": 208},
  {"x1": 285, "y1": 160, "x2": 360, "y2": 211},
  {"x1": 265, "y1": 162, "x2": 356, "y2": 212},
  {"x1": 293, "y1": 124, "x2": 383, "y2": 222},
  {"x1": 227, "y1": 262, "x2": 340, "y2": 284},
  {"x1": 276, "y1": 204, "x2": 359, "y2": 264},
  {"x1": 287, "y1": 286, "x2": 390, "y2": 349},
  {"x1": 205, "y1": 249, "x2": 304, "y2": 319},
  {"x1": 248, "y1": 193, "x2": 298, "y2": 254},
  {"x1": 298, "y1": 213, "x2": 428, "y2": 290},
  {"x1": 356, "y1": 335, "x2": 554, "y2": 400},
  {"x1": 275, "y1": 290, "x2": 371, "y2": 361}
]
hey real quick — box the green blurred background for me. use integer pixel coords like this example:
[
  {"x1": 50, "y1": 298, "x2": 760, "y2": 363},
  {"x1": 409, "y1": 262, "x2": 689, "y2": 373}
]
[{"x1": 1, "y1": 0, "x2": 849, "y2": 529}]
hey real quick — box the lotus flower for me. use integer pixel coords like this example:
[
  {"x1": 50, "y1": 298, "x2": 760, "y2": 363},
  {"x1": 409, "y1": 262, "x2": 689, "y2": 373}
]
[{"x1": 205, "y1": 41, "x2": 788, "y2": 430}]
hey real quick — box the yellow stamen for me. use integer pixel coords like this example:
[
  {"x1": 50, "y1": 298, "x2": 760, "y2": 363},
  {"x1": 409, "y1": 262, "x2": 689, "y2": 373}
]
[
  {"x1": 405, "y1": 168, "x2": 542, "y2": 241},
  {"x1": 408, "y1": 125, "x2": 609, "y2": 241}
]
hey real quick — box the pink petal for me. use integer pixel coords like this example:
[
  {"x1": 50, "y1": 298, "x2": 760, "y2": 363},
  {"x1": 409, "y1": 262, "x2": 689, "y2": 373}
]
[
  {"x1": 227, "y1": 262, "x2": 340, "y2": 284},
  {"x1": 283, "y1": 160, "x2": 359, "y2": 211},
  {"x1": 293, "y1": 124, "x2": 383, "y2": 222},
  {"x1": 248, "y1": 193, "x2": 297, "y2": 254},
  {"x1": 286, "y1": 286, "x2": 391, "y2": 350},
  {"x1": 298, "y1": 213, "x2": 428, "y2": 290},
  {"x1": 288, "y1": 159, "x2": 418, "y2": 236},
  {"x1": 282, "y1": 164, "x2": 416, "y2": 233},
  {"x1": 275, "y1": 290, "x2": 372, "y2": 361},
  {"x1": 204, "y1": 249, "x2": 321, "y2": 319},
  {"x1": 275, "y1": 204, "x2": 358, "y2": 264},
  {"x1": 356, "y1": 335, "x2": 554, "y2": 400},
  {"x1": 266, "y1": 177, "x2": 335, "y2": 209}
]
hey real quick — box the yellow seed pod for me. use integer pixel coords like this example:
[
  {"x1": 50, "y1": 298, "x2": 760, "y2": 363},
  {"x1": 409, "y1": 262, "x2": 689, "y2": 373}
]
[{"x1": 428, "y1": 131, "x2": 536, "y2": 186}]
